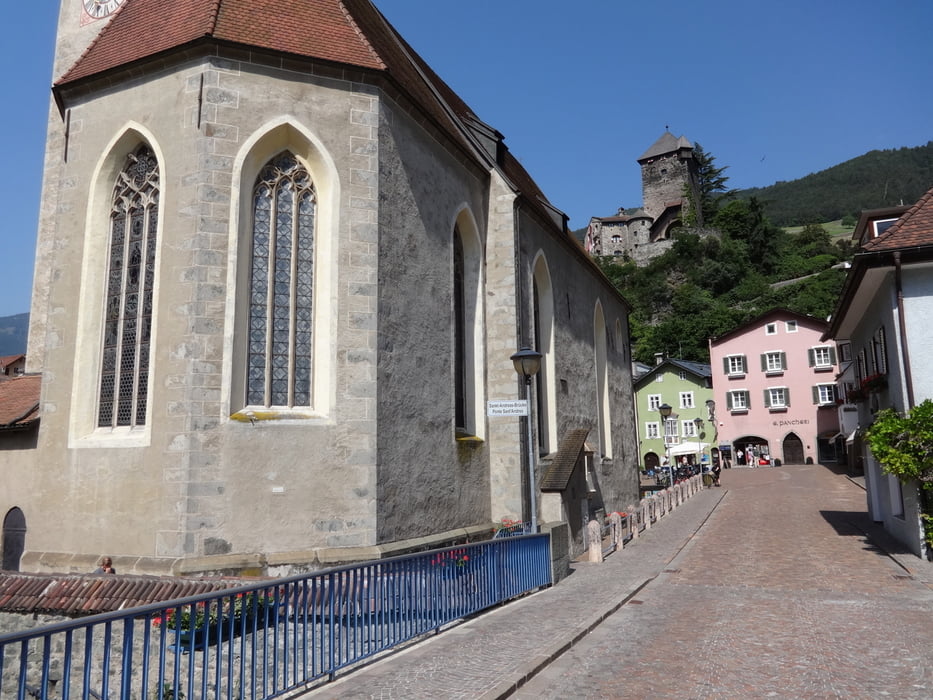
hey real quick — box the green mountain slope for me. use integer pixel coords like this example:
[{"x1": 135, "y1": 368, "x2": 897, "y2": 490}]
[{"x1": 736, "y1": 141, "x2": 933, "y2": 227}]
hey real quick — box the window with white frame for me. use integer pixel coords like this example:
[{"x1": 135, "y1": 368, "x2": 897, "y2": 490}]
[
  {"x1": 813, "y1": 384, "x2": 837, "y2": 405},
  {"x1": 679, "y1": 391, "x2": 694, "y2": 409},
  {"x1": 761, "y1": 351, "x2": 786, "y2": 374},
  {"x1": 765, "y1": 322, "x2": 777, "y2": 335},
  {"x1": 646, "y1": 422, "x2": 660, "y2": 439},
  {"x1": 647, "y1": 394, "x2": 661, "y2": 411},
  {"x1": 727, "y1": 390, "x2": 749, "y2": 412},
  {"x1": 724, "y1": 354, "x2": 747, "y2": 376},
  {"x1": 682, "y1": 420, "x2": 697, "y2": 438},
  {"x1": 654, "y1": 373, "x2": 664, "y2": 382},
  {"x1": 765, "y1": 386, "x2": 789, "y2": 410},
  {"x1": 678, "y1": 370, "x2": 687, "y2": 381},
  {"x1": 808, "y1": 345, "x2": 836, "y2": 371},
  {"x1": 785, "y1": 320, "x2": 797, "y2": 333},
  {"x1": 663, "y1": 418, "x2": 679, "y2": 444}
]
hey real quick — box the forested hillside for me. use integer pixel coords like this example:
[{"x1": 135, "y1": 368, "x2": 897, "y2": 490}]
[{"x1": 736, "y1": 141, "x2": 933, "y2": 226}]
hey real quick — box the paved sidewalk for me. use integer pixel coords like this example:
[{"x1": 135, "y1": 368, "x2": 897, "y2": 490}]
[{"x1": 300, "y1": 486, "x2": 726, "y2": 699}]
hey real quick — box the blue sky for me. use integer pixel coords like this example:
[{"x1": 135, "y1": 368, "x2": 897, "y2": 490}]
[{"x1": 1, "y1": 1, "x2": 931, "y2": 318}]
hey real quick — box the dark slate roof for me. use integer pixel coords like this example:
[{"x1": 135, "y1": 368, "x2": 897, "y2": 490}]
[
  {"x1": 634, "y1": 359, "x2": 711, "y2": 389},
  {"x1": 0, "y1": 571, "x2": 269, "y2": 616},
  {"x1": 0, "y1": 375, "x2": 40, "y2": 429},
  {"x1": 861, "y1": 186, "x2": 933, "y2": 252},
  {"x1": 638, "y1": 131, "x2": 692, "y2": 163},
  {"x1": 540, "y1": 429, "x2": 589, "y2": 492}
]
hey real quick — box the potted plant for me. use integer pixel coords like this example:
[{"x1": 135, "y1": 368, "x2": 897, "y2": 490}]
[{"x1": 153, "y1": 592, "x2": 277, "y2": 649}]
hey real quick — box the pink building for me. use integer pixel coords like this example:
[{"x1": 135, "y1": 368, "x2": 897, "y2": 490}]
[{"x1": 709, "y1": 309, "x2": 840, "y2": 466}]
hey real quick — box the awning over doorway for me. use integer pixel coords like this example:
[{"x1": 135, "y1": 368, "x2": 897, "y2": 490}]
[{"x1": 667, "y1": 441, "x2": 709, "y2": 457}]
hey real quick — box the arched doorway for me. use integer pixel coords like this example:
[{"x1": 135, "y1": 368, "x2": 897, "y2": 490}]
[
  {"x1": 2, "y1": 507, "x2": 26, "y2": 571},
  {"x1": 644, "y1": 452, "x2": 661, "y2": 471},
  {"x1": 783, "y1": 433, "x2": 804, "y2": 464},
  {"x1": 733, "y1": 435, "x2": 769, "y2": 466}
]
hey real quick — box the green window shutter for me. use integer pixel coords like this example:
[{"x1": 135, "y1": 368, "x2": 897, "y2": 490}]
[
  {"x1": 878, "y1": 327, "x2": 887, "y2": 373},
  {"x1": 780, "y1": 352, "x2": 787, "y2": 370},
  {"x1": 726, "y1": 392, "x2": 734, "y2": 410},
  {"x1": 722, "y1": 357, "x2": 730, "y2": 374},
  {"x1": 743, "y1": 391, "x2": 750, "y2": 409},
  {"x1": 828, "y1": 346, "x2": 837, "y2": 365},
  {"x1": 785, "y1": 388, "x2": 790, "y2": 406},
  {"x1": 763, "y1": 389, "x2": 770, "y2": 408},
  {"x1": 741, "y1": 355, "x2": 747, "y2": 373},
  {"x1": 760, "y1": 354, "x2": 767, "y2": 371},
  {"x1": 812, "y1": 386, "x2": 819, "y2": 404},
  {"x1": 808, "y1": 348, "x2": 815, "y2": 367}
]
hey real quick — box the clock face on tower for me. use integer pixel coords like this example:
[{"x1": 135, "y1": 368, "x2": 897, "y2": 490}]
[{"x1": 83, "y1": 0, "x2": 126, "y2": 21}]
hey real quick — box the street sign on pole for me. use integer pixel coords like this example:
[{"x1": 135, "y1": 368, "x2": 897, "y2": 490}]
[{"x1": 487, "y1": 400, "x2": 528, "y2": 417}]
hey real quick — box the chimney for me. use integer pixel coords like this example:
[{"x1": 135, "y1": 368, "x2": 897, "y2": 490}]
[{"x1": 654, "y1": 352, "x2": 664, "y2": 366}]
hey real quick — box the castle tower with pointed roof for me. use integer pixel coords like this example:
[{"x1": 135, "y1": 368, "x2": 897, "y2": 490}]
[{"x1": 637, "y1": 131, "x2": 700, "y2": 225}]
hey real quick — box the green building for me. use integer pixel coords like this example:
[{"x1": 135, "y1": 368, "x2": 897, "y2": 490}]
[{"x1": 634, "y1": 357, "x2": 715, "y2": 473}]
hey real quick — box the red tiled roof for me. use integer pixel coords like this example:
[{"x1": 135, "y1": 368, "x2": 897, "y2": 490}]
[
  {"x1": 59, "y1": 0, "x2": 384, "y2": 83},
  {"x1": 0, "y1": 354, "x2": 25, "y2": 367},
  {"x1": 0, "y1": 571, "x2": 270, "y2": 615},
  {"x1": 861, "y1": 185, "x2": 933, "y2": 252},
  {"x1": 0, "y1": 375, "x2": 40, "y2": 429}
]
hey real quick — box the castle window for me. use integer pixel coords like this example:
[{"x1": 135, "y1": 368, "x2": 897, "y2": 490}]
[
  {"x1": 246, "y1": 152, "x2": 315, "y2": 408},
  {"x1": 98, "y1": 146, "x2": 159, "y2": 428}
]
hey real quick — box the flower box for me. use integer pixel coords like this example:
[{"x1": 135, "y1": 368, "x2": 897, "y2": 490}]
[{"x1": 154, "y1": 593, "x2": 277, "y2": 651}]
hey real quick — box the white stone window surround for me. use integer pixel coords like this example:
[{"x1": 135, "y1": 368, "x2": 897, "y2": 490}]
[
  {"x1": 646, "y1": 422, "x2": 660, "y2": 439},
  {"x1": 679, "y1": 391, "x2": 694, "y2": 409},
  {"x1": 223, "y1": 120, "x2": 340, "y2": 424},
  {"x1": 814, "y1": 383, "x2": 837, "y2": 405},
  {"x1": 682, "y1": 420, "x2": 697, "y2": 438},
  {"x1": 727, "y1": 389, "x2": 749, "y2": 413},
  {"x1": 647, "y1": 394, "x2": 662, "y2": 411},
  {"x1": 765, "y1": 322, "x2": 777, "y2": 335},
  {"x1": 766, "y1": 386, "x2": 789, "y2": 410},
  {"x1": 724, "y1": 354, "x2": 747, "y2": 377},
  {"x1": 69, "y1": 126, "x2": 165, "y2": 449},
  {"x1": 762, "y1": 350, "x2": 786, "y2": 374},
  {"x1": 785, "y1": 320, "x2": 798, "y2": 333}
]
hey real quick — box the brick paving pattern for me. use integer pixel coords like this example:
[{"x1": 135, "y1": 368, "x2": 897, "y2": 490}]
[{"x1": 300, "y1": 465, "x2": 933, "y2": 699}]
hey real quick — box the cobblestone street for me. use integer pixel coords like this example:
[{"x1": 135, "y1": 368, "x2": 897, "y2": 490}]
[
  {"x1": 513, "y1": 465, "x2": 933, "y2": 699},
  {"x1": 307, "y1": 465, "x2": 933, "y2": 699}
]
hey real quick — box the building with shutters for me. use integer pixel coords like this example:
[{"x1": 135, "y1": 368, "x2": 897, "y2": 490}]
[{"x1": 709, "y1": 309, "x2": 840, "y2": 467}]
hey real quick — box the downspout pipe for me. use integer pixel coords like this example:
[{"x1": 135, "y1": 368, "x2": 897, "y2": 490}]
[{"x1": 893, "y1": 252, "x2": 915, "y2": 410}]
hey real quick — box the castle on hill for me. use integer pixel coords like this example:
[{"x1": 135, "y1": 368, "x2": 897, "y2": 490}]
[{"x1": 584, "y1": 131, "x2": 702, "y2": 265}]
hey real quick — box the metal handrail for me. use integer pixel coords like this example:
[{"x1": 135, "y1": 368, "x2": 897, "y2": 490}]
[{"x1": 0, "y1": 534, "x2": 551, "y2": 699}]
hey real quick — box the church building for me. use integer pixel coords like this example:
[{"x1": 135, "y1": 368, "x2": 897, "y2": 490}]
[{"x1": 0, "y1": 0, "x2": 639, "y2": 575}]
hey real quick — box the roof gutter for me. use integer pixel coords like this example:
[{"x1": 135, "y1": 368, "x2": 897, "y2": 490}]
[{"x1": 893, "y1": 252, "x2": 915, "y2": 409}]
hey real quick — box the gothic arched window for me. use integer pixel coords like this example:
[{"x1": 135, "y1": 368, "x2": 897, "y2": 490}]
[
  {"x1": 98, "y1": 146, "x2": 159, "y2": 428},
  {"x1": 247, "y1": 152, "x2": 316, "y2": 408}
]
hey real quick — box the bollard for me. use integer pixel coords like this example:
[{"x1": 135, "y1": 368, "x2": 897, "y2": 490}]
[{"x1": 587, "y1": 519, "x2": 603, "y2": 563}]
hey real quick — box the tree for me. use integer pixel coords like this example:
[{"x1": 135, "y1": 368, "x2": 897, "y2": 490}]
[{"x1": 683, "y1": 142, "x2": 734, "y2": 226}]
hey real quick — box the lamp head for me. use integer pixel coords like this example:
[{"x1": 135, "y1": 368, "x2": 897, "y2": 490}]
[{"x1": 511, "y1": 346, "x2": 542, "y2": 379}]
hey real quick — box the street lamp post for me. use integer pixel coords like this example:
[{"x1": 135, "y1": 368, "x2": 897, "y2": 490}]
[
  {"x1": 659, "y1": 402, "x2": 673, "y2": 487},
  {"x1": 511, "y1": 346, "x2": 543, "y2": 533}
]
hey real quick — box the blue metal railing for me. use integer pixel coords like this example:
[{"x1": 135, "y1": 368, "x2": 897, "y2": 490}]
[{"x1": 0, "y1": 534, "x2": 551, "y2": 699}]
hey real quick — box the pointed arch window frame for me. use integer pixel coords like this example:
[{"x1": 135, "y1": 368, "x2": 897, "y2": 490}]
[{"x1": 97, "y1": 145, "x2": 159, "y2": 429}]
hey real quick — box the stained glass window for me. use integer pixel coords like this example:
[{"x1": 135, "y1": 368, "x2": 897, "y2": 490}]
[
  {"x1": 98, "y1": 146, "x2": 159, "y2": 428},
  {"x1": 247, "y1": 152, "x2": 315, "y2": 407}
]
